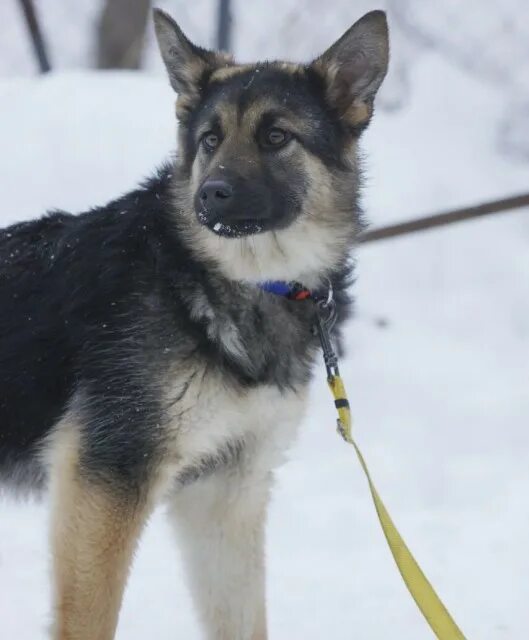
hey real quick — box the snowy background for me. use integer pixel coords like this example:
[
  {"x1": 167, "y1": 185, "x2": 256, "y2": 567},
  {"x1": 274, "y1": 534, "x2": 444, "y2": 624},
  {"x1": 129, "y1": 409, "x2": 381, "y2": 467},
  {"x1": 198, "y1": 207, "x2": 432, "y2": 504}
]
[{"x1": 1, "y1": 1, "x2": 528, "y2": 638}]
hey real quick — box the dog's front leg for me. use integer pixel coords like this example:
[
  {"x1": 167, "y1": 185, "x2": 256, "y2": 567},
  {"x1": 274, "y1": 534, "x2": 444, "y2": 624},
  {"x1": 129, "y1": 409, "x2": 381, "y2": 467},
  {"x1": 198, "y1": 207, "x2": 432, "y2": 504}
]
[
  {"x1": 169, "y1": 470, "x2": 270, "y2": 640},
  {"x1": 48, "y1": 430, "x2": 154, "y2": 640}
]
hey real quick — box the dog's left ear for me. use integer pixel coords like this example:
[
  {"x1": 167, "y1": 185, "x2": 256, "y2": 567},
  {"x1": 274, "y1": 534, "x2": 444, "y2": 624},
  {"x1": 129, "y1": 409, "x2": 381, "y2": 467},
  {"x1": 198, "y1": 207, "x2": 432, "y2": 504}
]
[
  {"x1": 312, "y1": 10, "x2": 389, "y2": 129},
  {"x1": 153, "y1": 9, "x2": 232, "y2": 117}
]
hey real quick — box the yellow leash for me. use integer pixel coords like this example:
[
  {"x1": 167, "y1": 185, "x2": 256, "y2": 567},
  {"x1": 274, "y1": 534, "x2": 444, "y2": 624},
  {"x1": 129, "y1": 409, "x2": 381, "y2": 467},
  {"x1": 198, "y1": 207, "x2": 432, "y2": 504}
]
[
  {"x1": 258, "y1": 278, "x2": 468, "y2": 637},
  {"x1": 327, "y1": 373, "x2": 467, "y2": 639}
]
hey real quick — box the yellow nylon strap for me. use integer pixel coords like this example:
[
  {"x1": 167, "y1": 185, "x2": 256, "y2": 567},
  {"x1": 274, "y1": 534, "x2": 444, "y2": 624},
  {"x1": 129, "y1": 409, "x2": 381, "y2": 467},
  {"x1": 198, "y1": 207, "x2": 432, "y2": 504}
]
[{"x1": 327, "y1": 374, "x2": 467, "y2": 640}]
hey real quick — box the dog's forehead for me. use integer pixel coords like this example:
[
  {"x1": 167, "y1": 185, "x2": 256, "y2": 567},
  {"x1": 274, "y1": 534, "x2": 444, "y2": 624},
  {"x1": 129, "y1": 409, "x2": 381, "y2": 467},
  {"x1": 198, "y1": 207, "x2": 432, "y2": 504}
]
[
  {"x1": 199, "y1": 63, "x2": 322, "y2": 126},
  {"x1": 209, "y1": 61, "x2": 301, "y2": 83}
]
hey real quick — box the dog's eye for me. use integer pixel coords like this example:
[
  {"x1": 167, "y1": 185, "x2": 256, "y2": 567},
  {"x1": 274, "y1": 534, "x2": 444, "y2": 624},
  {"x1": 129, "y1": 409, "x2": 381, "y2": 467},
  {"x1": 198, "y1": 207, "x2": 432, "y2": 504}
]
[
  {"x1": 262, "y1": 127, "x2": 291, "y2": 149},
  {"x1": 202, "y1": 132, "x2": 220, "y2": 151}
]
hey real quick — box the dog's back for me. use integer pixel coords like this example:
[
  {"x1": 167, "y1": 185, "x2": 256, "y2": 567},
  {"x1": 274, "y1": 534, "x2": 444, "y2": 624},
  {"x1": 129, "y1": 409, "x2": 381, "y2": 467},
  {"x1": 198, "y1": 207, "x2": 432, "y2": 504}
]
[
  {"x1": 0, "y1": 169, "x2": 177, "y2": 490},
  {"x1": 0, "y1": 213, "x2": 78, "y2": 487}
]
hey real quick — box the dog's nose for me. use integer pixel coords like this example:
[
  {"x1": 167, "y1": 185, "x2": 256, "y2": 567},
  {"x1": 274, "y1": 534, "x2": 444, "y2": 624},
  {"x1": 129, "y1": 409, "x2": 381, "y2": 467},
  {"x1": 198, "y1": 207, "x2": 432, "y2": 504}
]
[{"x1": 199, "y1": 180, "x2": 233, "y2": 210}]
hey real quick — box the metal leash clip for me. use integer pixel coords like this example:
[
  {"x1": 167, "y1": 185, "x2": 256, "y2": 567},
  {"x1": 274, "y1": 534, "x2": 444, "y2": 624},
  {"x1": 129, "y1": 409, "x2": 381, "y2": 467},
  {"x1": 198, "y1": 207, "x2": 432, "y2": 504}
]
[{"x1": 313, "y1": 279, "x2": 339, "y2": 378}]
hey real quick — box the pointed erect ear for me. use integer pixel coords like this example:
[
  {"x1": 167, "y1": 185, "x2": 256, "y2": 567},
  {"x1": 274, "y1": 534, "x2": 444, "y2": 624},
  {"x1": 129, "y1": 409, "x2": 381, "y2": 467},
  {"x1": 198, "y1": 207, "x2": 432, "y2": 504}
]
[
  {"x1": 153, "y1": 9, "x2": 232, "y2": 113},
  {"x1": 312, "y1": 10, "x2": 389, "y2": 129}
]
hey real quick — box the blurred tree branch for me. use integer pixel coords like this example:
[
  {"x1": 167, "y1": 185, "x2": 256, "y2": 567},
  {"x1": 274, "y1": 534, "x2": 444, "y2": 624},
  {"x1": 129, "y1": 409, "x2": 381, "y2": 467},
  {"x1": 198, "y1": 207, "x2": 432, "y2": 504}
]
[
  {"x1": 97, "y1": 0, "x2": 151, "y2": 69},
  {"x1": 18, "y1": 0, "x2": 51, "y2": 73},
  {"x1": 217, "y1": 0, "x2": 232, "y2": 52},
  {"x1": 359, "y1": 193, "x2": 529, "y2": 244}
]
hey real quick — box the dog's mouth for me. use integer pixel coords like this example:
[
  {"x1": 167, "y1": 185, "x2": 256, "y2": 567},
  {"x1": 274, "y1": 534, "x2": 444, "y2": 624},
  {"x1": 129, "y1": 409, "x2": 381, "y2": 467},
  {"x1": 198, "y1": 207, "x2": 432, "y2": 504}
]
[{"x1": 197, "y1": 209, "x2": 267, "y2": 238}]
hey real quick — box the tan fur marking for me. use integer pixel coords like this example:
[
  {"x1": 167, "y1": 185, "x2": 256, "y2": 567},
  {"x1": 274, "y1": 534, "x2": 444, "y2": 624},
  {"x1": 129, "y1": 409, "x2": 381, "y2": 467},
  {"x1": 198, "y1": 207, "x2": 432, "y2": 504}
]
[
  {"x1": 176, "y1": 94, "x2": 195, "y2": 120},
  {"x1": 239, "y1": 97, "x2": 315, "y2": 140},
  {"x1": 49, "y1": 428, "x2": 151, "y2": 640},
  {"x1": 184, "y1": 48, "x2": 233, "y2": 86},
  {"x1": 217, "y1": 101, "x2": 238, "y2": 136},
  {"x1": 210, "y1": 63, "x2": 252, "y2": 82},
  {"x1": 313, "y1": 59, "x2": 372, "y2": 126},
  {"x1": 272, "y1": 113, "x2": 315, "y2": 139},
  {"x1": 174, "y1": 52, "x2": 235, "y2": 117},
  {"x1": 301, "y1": 152, "x2": 345, "y2": 230},
  {"x1": 277, "y1": 62, "x2": 302, "y2": 73},
  {"x1": 239, "y1": 97, "x2": 277, "y2": 136},
  {"x1": 342, "y1": 100, "x2": 371, "y2": 125}
]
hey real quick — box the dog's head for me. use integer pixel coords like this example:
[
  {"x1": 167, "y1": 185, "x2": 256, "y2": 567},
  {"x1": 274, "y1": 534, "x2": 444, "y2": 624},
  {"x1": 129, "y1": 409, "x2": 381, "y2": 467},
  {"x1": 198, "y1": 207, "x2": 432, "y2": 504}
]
[{"x1": 154, "y1": 9, "x2": 388, "y2": 285}]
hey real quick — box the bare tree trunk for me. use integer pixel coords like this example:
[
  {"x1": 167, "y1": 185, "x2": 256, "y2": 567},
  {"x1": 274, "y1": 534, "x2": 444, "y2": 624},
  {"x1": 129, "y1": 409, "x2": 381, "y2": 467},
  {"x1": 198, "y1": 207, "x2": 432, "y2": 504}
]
[
  {"x1": 97, "y1": 0, "x2": 151, "y2": 70},
  {"x1": 216, "y1": 0, "x2": 232, "y2": 52},
  {"x1": 18, "y1": 0, "x2": 51, "y2": 73}
]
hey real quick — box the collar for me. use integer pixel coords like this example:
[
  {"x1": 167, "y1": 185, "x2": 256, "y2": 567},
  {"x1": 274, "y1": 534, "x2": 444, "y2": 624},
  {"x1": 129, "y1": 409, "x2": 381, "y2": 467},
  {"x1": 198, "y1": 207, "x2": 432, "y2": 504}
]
[
  {"x1": 258, "y1": 280, "x2": 312, "y2": 301},
  {"x1": 258, "y1": 278, "x2": 339, "y2": 377},
  {"x1": 258, "y1": 279, "x2": 335, "y2": 310}
]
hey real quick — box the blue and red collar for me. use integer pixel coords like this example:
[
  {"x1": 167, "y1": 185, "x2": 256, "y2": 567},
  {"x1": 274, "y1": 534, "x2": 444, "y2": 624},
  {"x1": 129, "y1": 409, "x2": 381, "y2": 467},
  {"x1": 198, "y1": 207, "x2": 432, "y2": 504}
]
[
  {"x1": 258, "y1": 279, "x2": 339, "y2": 377},
  {"x1": 258, "y1": 280, "x2": 335, "y2": 312},
  {"x1": 258, "y1": 280, "x2": 312, "y2": 301}
]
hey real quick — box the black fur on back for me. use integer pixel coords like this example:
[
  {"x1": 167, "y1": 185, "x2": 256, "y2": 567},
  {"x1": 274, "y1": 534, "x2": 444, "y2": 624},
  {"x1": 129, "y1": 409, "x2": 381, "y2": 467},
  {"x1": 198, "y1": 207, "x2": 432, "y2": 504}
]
[{"x1": 0, "y1": 165, "x2": 352, "y2": 492}]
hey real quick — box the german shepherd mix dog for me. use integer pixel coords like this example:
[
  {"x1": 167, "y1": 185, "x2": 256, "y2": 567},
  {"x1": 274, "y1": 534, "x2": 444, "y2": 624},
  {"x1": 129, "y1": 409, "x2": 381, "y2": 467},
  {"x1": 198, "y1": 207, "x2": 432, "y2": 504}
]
[{"x1": 0, "y1": 8, "x2": 388, "y2": 639}]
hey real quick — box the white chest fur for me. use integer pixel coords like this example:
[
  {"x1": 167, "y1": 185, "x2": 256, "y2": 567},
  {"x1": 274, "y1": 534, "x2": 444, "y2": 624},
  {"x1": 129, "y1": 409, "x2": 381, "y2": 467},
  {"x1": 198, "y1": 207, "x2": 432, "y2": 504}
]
[{"x1": 160, "y1": 362, "x2": 309, "y2": 489}]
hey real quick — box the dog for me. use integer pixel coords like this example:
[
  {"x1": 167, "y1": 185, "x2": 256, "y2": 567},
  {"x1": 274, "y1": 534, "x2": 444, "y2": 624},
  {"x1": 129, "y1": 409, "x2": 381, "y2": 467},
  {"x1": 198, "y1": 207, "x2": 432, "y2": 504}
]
[{"x1": 0, "y1": 8, "x2": 388, "y2": 639}]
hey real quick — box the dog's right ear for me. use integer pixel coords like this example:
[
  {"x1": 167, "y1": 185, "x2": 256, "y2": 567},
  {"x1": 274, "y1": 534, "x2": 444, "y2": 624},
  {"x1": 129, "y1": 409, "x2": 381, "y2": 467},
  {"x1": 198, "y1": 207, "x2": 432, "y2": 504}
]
[{"x1": 153, "y1": 9, "x2": 232, "y2": 113}]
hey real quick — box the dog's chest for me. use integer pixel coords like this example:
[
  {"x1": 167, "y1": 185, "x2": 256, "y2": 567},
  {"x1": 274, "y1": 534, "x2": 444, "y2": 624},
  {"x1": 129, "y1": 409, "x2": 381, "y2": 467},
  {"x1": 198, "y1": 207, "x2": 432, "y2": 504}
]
[{"x1": 163, "y1": 361, "x2": 308, "y2": 481}]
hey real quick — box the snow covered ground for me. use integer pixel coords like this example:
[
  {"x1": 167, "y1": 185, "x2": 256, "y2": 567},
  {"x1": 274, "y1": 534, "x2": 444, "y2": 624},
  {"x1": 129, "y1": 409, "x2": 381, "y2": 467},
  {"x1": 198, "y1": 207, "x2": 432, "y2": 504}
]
[{"x1": 1, "y1": 35, "x2": 528, "y2": 640}]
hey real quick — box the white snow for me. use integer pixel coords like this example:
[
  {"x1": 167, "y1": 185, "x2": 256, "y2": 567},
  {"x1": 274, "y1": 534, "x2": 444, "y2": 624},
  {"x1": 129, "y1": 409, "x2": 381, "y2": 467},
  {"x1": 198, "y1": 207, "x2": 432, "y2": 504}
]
[{"x1": 1, "y1": 52, "x2": 528, "y2": 640}]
